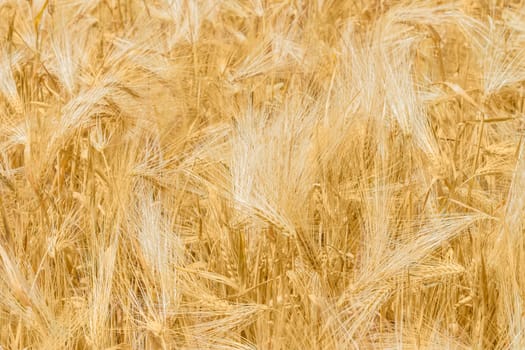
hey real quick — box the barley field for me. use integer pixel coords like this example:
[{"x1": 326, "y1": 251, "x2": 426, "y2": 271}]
[{"x1": 0, "y1": 0, "x2": 524, "y2": 349}]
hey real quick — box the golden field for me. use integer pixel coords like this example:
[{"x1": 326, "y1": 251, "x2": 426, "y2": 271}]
[{"x1": 0, "y1": 0, "x2": 525, "y2": 348}]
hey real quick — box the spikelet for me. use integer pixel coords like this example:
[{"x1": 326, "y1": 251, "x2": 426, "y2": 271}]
[{"x1": 0, "y1": 0, "x2": 525, "y2": 349}]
